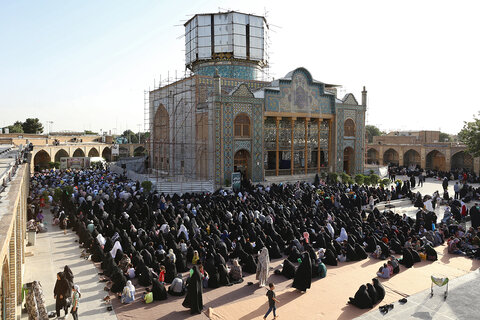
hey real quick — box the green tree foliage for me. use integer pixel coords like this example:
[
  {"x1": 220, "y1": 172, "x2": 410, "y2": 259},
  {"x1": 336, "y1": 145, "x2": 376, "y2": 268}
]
[
  {"x1": 84, "y1": 130, "x2": 98, "y2": 135},
  {"x1": 366, "y1": 125, "x2": 384, "y2": 143},
  {"x1": 439, "y1": 132, "x2": 451, "y2": 142},
  {"x1": 141, "y1": 180, "x2": 153, "y2": 193},
  {"x1": 459, "y1": 115, "x2": 480, "y2": 157},
  {"x1": 354, "y1": 174, "x2": 365, "y2": 185},
  {"x1": 369, "y1": 174, "x2": 380, "y2": 186},
  {"x1": 7, "y1": 121, "x2": 24, "y2": 133},
  {"x1": 379, "y1": 178, "x2": 391, "y2": 188},
  {"x1": 22, "y1": 118, "x2": 44, "y2": 133},
  {"x1": 121, "y1": 129, "x2": 139, "y2": 143},
  {"x1": 328, "y1": 172, "x2": 338, "y2": 184}
]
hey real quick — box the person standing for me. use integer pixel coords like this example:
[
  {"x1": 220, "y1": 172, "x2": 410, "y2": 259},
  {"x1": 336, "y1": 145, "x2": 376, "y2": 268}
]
[
  {"x1": 256, "y1": 247, "x2": 270, "y2": 287},
  {"x1": 442, "y1": 177, "x2": 449, "y2": 192},
  {"x1": 71, "y1": 285, "x2": 81, "y2": 320},
  {"x1": 454, "y1": 182, "x2": 461, "y2": 200},
  {"x1": 264, "y1": 283, "x2": 279, "y2": 320},
  {"x1": 54, "y1": 272, "x2": 70, "y2": 318}
]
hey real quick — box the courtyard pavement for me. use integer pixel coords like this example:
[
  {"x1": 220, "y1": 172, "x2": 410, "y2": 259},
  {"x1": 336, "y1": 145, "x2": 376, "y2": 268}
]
[
  {"x1": 22, "y1": 210, "x2": 117, "y2": 320},
  {"x1": 21, "y1": 177, "x2": 480, "y2": 320}
]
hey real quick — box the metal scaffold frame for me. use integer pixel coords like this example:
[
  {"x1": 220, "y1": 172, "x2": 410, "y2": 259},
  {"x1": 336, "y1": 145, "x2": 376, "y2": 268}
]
[{"x1": 145, "y1": 70, "x2": 215, "y2": 195}]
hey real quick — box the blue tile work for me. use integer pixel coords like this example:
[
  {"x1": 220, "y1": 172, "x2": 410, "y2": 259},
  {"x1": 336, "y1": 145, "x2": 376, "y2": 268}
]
[
  {"x1": 264, "y1": 68, "x2": 335, "y2": 115},
  {"x1": 335, "y1": 105, "x2": 366, "y2": 174},
  {"x1": 215, "y1": 105, "x2": 222, "y2": 185},
  {"x1": 252, "y1": 103, "x2": 263, "y2": 182},
  {"x1": 195, "y1": 64, "x2": 259, "y2": 80},
  {"x1": 223, "y1": 104, "x2": 234, "y2": 183},
  {"x1": 215, "y1": 83, "x2": 264, "y2": 184},
  {"x1": 234, "y1": 140, "x2": 252, "y2": 153},
  {"x1": 336, "y1": 108, "x2": 344, "y2": 171}
]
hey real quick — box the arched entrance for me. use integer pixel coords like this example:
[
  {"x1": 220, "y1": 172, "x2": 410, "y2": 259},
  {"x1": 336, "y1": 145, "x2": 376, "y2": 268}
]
[
  {"x1": 54, "y1": 149, "x2": 69, "y2": 163},
  {"x1": 366, "y1": 148, "x2": 379, "y2": 164},
  {"x1": 153, "y1": 104, "x2": 170, "y2": 171},
  {"x1": 383, "y1": 148, "x2": 399, "y2": 165},
  {"x1": 133, "y1": 146, "x2": 146, "y2": 157},
  {"x1": 73, "y1": 148, "x2": 85, "y2": 157},
  {"x1": 426, "y1": 150, "x2": 446, "y2": 171},
  {"x1": 102, "y1": 147, "x2": 111, "y2": 162},
  {"x1": 404, "y1": 149, "x2": 420, "y2": 168},
  {"x1": 343, "y1": 147, "x2": 355, "y2": 175},
  {"x1": 234, "y1": 149, "x2": 251, "y2": 180},
  {"x1": 33, "y1": 150, "x2": 51, "y2": 171},
  {"x1": 451, "y1": 151, "x2": 473, "y2": 171},
  {"x1": 119, "y1": 146, "x2": 129, "y2": 158},
  {"x1": 88, "y1": 148, "x2": 99, "y2": 157}
]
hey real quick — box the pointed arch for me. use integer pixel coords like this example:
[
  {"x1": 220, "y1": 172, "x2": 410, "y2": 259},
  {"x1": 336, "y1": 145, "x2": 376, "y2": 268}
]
[
  {"x1": 88, "y1": 148, "x2": 100, "y2": 157},
  {"x1": 102, "y1": 147, "x2": 111, "y2": 162},
  {"x1": 451, "y1": 151, "x2": 473, "y2": 171},
  {"x1": 72, "y1": 148, "x2": 85, "y2": 157},
  {"x1": 344, "y1": 119, "x2": 355, "y2": 137},
  {"x1": 54, "y1": 149, "x2": 69, "y2": 162},
  {"x1": 383, "y1": 148, "x2": 399, "y2": 165},
  {"x1": 404, "y1": 149, "x2": 421, "y2": 168},
  {"x1": 426, "y1": 150, "x2": 446, "y2": 171},
  {"x1": 33, "y1": 150, "x2": 51, "y2": 170},
  {"x1": 367, "y1": 148, "x2": 379, "y2": 164},
  {"x1": 344, "y1": 147, "x2": 355, "y2": 174},
  {"x1": 133, "y1": 146, "x2": 146, "y2": 157},
  {"x1": 153, "y1": 104, "x2": 170, "y2": 170}
]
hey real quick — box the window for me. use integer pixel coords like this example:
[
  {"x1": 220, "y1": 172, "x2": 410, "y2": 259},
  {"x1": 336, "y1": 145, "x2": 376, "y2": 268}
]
[
  {"x1": 234, "y1": 113, "x2": 250, "y2": 137},
  {"x1": 344, "y1": 119, "x2": 355, "y2": 137}
]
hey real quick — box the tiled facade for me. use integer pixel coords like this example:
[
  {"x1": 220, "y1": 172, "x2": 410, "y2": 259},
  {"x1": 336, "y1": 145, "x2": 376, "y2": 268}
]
[
  {"x1": 150, "y1": 67, "x2": 367, "y2": 188},
  {"x1": 193, "y1": 62, "x2": 260, "y2": 80}
]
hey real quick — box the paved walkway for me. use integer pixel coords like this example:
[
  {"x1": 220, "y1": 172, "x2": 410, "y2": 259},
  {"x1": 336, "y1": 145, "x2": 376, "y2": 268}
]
[
  {"x1": 22, "y1": 210, "x2": 117, "y2": 320},
  {"x1": 355, "y1": 269, "x2": 480, "y2": 320}
]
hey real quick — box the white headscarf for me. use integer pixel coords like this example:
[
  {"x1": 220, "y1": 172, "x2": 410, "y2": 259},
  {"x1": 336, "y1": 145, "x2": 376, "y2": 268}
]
[
  {"x1": 326, "y1": 222, "x2": 335, "y2": 238},
  {"x1": 336, "y1": 227, "x2": 348, "y2": 243},
  {"x1": 110, "y1": 241, "x2": 123, "y2": 258}
]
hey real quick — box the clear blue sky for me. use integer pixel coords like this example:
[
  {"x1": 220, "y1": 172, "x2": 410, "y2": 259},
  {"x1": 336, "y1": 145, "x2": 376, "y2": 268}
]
[{"x1": 1, "y1": 0, "x2": 479, "y2": 134}]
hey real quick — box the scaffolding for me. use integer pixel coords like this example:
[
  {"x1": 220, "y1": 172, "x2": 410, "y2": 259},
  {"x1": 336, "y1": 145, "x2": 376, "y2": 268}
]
[{"x1": 145, "y1": 70, "x2": 216, "y2": 195}]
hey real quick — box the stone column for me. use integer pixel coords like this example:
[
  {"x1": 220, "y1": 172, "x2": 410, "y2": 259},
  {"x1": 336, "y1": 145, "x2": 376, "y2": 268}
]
[
  {"x1": 398, "y1": 147, "x2": 404, "y2": 166},
  {"x1": 291, "y1": 118, "x2": 296, "y2": 175},
  {"x1": 317, "y1": 119, "x2": 321, "y2": 173},
  {"x1": 305, "y1": 118, "x2": 309, "y2": 174},
  {"x1": 328, "y1": 119, "x2": 333, "y2": 171},
  {"x1": 444, "y1": 148, "x2": 451, "y2": 171},
  {"x1": 421, "y1": 148, "x2": 426, "y2": 169},
  {"x1": 275, "y1": 117, "x2": 280, "y2": 176}
]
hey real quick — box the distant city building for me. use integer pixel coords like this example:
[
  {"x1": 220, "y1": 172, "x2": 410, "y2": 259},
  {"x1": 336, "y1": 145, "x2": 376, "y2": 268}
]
[
  {"x1": 366, "y1": 130, "x2": 479, "y2": 173},
  {"x1": 148, "y1": 11, "x2": 367, "y2": 189}
]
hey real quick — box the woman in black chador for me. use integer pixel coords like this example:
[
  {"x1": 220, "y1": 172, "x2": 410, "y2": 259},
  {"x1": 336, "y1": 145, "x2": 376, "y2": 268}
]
[
  {"x1": 292, "y1": 252, "x2": 312, "y2": 292},
  {"x1": 182, "y1": 266, "x2": 203, "y2": 314}
]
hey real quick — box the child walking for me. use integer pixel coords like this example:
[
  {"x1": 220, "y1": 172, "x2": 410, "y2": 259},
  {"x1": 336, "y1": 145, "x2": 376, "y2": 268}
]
[
  {"x1": 264, "y1": 283, "x2": 279, "y2": 319},
  {"x1": 71, "y1": 285, "x2": 81, "y2": 320}
]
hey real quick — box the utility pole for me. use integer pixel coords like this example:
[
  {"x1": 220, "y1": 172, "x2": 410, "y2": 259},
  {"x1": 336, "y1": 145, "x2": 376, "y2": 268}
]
[
  {"x1": 137, "y1": 123, "x2": 142, "y2": 143},
  {"x1": 46, "y1": 121, "x2": 54, "y2": 135}
]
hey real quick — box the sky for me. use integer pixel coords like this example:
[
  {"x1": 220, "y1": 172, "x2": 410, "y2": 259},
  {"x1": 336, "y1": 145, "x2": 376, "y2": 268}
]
[{"x1": 1, "y1": 0, "x2": 479, "y2": 135}]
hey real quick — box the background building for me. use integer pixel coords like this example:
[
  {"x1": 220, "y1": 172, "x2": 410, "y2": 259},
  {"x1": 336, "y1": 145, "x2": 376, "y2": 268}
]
[
  {"x1": 366, "y1": 130, "x2": 480, "y2": 173},
  {"x1": 148, "y1": 11, "x2": 367, "y2": 191}
]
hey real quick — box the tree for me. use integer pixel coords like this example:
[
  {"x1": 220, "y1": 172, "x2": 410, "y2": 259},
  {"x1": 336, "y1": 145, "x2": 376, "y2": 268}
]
[
  {"x1": 22, "y1": 118, "x2": 43, "y2": 133},
  {"x1": 459, "y1": 115, "x2": 480, "y2": 157},
  {"x1": 354, "y1": 174, "x2": 365, "y2": 185},
  {"x1": 7, "y1": 121, "x2": 24, "y2": 133},
  {"x1": 84, "y1": 130, "x2": 98, "y2": 135},
  {"x1": 121, "y1": 129, "x2": 139, "y2": 143},
  {"x1": 366, "y1": 125, "x2": 383, "y2": 143},
  {"x1": 439, "y1": 132, "x2": 451, "y2": 142}
]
